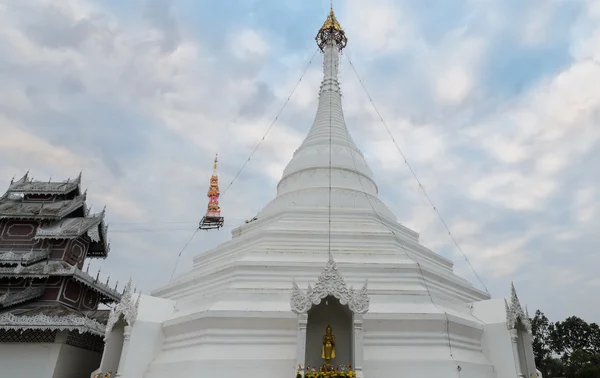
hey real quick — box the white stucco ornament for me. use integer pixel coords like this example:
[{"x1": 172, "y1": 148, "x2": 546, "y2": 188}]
[
  {"x1": 105, "y1": 279, "x2": 140, "y2": 340},
  {"x1": 290, "y1": 255, "x2": 369, "y2": 314},
  {"x1": 505, "y1": 282, "x2": 532, "y2": 333}
]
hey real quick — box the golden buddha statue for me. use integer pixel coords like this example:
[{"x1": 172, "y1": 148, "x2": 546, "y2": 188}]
[{"x1": 321, "y1": 324, "x2": 336, "y2": 362}]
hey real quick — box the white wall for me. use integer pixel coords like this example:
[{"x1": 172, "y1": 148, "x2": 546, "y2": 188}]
[
  {"x1": 99, "y1": 319, "x2": 125, "y2": 374},
  {"x1": 118, "y1": 295, "x2": 176, "y2": 378},
  {"x1": 0, "y1": 342, "x2": 61, "y2": 377},
  {"x1": 472, "y1": 298, "x2": 519, "y2": 378},
  {"x1": 53, "y1": 343, "x2": 102, "y2": 378}
]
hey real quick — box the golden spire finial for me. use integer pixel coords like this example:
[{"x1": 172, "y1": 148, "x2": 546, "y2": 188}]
[{"x1": 316, "y1": 1, "x2": 347, "y2": 52}]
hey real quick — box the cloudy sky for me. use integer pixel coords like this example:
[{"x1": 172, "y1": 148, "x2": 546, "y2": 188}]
[{"x1": 1, "y1": 0, "x2": 599, "y2": 324}]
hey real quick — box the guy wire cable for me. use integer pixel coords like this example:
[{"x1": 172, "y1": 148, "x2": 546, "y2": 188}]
[
  {"x1": 344, "y1": 50, "x2": 488, "y2": 295},
  {"x1": 344, "y1": 132, "x2": 461, "y2": 377},
  {"x1": 328, "y1": 41, "x2": 334, "y2": 260},
  {"x1": 220, "y1": 48, "x2": 320, "y2": 200},
  {"x1": 167, "y1": 48, "x2": 319, "y2": 284}
]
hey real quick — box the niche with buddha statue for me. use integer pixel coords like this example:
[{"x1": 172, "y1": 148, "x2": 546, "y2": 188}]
[{"x1": 305, "y1": 295, "x2": 353, "y2": 371}]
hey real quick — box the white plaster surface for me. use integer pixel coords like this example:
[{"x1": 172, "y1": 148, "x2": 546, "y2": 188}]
[
  {"x1": 99, "y1": 319, "x2": 125, "y2": 374},
  {"x1": 54, "y1": 343, "x2": 102, "y2": 378},
  {"x1": 0, "y1": 343, "x2": 62, "y2": 378},
  {"x1": 107, "y1": 26, "x2": 536, "y2": 378},
  {"x1": 117, "y1": 295, "x2": 176, "y2": 378},
  {"x1": 0, "y1": 339, "x2": 102, "y2": 378}
]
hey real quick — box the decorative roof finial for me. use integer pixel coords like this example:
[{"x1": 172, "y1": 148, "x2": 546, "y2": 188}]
[
  {"x1": 206, "y1": 153, "x2": 221, "y2": 217},
  {"x1": 316, "y1": 1, "x2": 347, "y2": 52},
  {"x1": 199, "y1": 154, "x2": 225, "y2": 230}
]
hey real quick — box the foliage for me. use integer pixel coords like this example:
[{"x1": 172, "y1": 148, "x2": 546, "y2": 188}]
[
  {"x1": 94, "y1": 371, "x2": 113, "y2": 378},
  {"x1": 304, "y1": 372, "x2": 355, "y2": 378},
  {"x1": 92, "y1": 373, "x2": 113, "y2": 378},
  {"x1": 532, "y1": 310, "x2": 554, "y2": 367},
  {"x1": 297, "y1": 365, "x2": 355, "y2": 378},
  {"x1": 531, "y1": 311, "x2": 600, "y2": 378}
]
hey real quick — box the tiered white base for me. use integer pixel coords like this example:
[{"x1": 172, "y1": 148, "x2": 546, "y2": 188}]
[
  {"x1": 105, "y1": 211, "x2": 536, "y2": 378},
  {"x1": 112, "y1": 294, "x2": 532, "y2": 378}
]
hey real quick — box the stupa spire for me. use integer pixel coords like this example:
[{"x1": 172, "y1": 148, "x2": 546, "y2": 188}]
[{"x1": 257, "y1": 6, "x2": 396, "y2": 221}]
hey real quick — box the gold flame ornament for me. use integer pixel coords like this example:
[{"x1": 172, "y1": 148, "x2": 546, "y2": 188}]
[{"x1": 315, "y1": 4, "x2": 347, "y2": 51}]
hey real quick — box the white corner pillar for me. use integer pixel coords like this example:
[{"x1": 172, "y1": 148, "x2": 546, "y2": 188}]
[
  {"x1": 115, "y1": 325, "x2": 132, "y2": 378},
  {"x1": 296, "y1": 313, "x2": 308, "y2": 375},
  {"x1": 510, "y1": 329, "x2": 525, "y2": 378},
  {"x1": 353, "y1": 314, "x2": 364, "y2": 378}
]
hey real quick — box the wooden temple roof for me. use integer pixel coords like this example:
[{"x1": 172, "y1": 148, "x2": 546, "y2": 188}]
[
  {"x1": 0, "y1": 260, "x2": 121, "y2": 302},
  {"x1": 0, "y1": 194, "x2": 86, "y2": 220},
  {"x1": 6, "y1": 172, "x2": 81, "y2": 196},
  {"x1": 0, "y1": 286, "x2": 45, "y2": 308},
  {"x1": 35, "y1": 211, "x2": 110, "y2": 257},
  {"x1": 0, "y1": 247, "x2": 51, "y2": 266}
]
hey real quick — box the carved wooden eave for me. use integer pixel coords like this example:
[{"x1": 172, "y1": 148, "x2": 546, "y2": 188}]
[
  {"x1": 35, "y1": 212, "x2": 104, "y2": 240},
  {"x1": 290, "y1": 255, "x2": 370, "y2": 315},
  {"x1": 0, "y1": 247, "x2": 51, "y2": 266},
  {"x1": 0, "y1": 286, "x2": 45, "y2": 307},
  {"x1": 0, "y1": 260, "x2": 75, "y2": 278},
  {"x1": 72, "y1": 269, "x2": 121, "y2": 302},
  {"x1": 0, "y1": 312, "x2": 105, "y2": 336},
  {"x1": 504, "y1": 282, "x2": 532, "y2": 333},
  {"x1": 0, "y1": 261, "x2": 120, "y2": 301},
  {"x1": 105, "y1": 279, "x2": 140, "y2": 340},
  {"x1": 0, "y1": 194, "x2": 87, "y2": 220},
  {"x1": 35, "y1": 210, "x2": 110, "y2": 258}
]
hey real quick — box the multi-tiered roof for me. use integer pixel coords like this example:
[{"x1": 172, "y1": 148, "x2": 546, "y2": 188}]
[{"x1": 0, "y1": 173, "x2": 121, "y2": 338}]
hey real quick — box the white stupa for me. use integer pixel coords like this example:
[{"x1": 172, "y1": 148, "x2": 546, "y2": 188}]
[{"x1": 94, "y1": 7, "x2": 539, "y2": 378}]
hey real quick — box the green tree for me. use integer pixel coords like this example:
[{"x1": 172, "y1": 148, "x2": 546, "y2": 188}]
[
  {"x1": 552, "y1": 317, "x2": 596, "y2": 359},
  {"x1": 531, "y1": 310, "x2": 553, "y2": 369},
  {"x1": 530, "y1": 311, "x2": 600, "y2": 378}
]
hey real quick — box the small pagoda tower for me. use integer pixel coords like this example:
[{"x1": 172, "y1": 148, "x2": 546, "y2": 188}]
[
  {"x1": 199, "y1": 154, "x2": 224, "y2": 230},
  {"x1": 0, "y1": 173, "x2": 122, "y2": 377}
]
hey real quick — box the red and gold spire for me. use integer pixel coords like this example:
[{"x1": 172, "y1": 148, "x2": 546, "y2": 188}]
[
  {"x1": 206, "y1": 154, "x2": 221, "y2": 218},
  {"x1": 199, "y1": 153, "x2": 224, "y2": 230}
]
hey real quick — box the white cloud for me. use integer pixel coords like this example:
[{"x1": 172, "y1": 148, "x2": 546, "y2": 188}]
[
  {"x1": 342, "y1": 0, "x2": 415, "y2": 53},
  {"x1": 230, "y1": 28, "x2": 270, "y2": 60},
  {"x1": 435, "y1": 65, "x2": 474, "y2": 105},
  {"x1": 431, "y1": 35, "x2": 485, "y2": 106}
]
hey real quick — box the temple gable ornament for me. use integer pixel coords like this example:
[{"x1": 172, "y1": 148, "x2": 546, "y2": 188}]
[
  {"x1": 290, "y1": 255, "x2": 369, "y2": 314},
  {"x1": 504, "y1": 282, "x2": 532, "y2": 333},
  {"x1": 104, "y1": 279, "x2": 140, "y2": 340}
]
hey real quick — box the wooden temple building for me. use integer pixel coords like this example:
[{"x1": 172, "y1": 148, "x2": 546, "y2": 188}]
[{"x1": 0, "y1": 172, "x2": 122, "y2": 378}]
